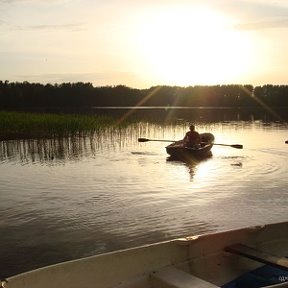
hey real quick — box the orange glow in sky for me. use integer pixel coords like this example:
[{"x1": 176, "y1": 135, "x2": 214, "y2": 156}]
[{"x1": 1, "y1": 0, "x2": 288, "y2": 88}]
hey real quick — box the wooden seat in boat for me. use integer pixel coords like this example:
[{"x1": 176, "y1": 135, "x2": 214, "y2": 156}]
[
  {"x1": 151, "y1": 267, "x2": 219, "y2": 288},
  {"x1": 225, "y1": 244, "x2": 288, "y2": 271}
]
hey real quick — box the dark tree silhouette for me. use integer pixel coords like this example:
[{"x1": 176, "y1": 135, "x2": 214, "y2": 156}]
[{"x1": 0, "y1": 81, "x2": 287, "y2": 111}]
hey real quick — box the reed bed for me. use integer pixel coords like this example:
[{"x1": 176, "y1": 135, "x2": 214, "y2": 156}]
[{"x1": 0, "y1": 111, "x2": 119, "y2": 140}]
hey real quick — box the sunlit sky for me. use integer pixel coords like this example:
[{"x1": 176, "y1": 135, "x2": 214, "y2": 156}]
[{"x1": 1, "y1": 0, "x2": 288, "y2": 88}]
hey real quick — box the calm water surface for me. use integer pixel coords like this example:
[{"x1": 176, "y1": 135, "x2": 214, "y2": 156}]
[{"x1": 0, "y1": 116, "x2": 288, "y2": 278}]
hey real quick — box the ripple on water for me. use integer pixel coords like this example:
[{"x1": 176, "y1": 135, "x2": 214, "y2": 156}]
[{"x1": 1, "y1": 124, "x2": 288, "y2": 278}]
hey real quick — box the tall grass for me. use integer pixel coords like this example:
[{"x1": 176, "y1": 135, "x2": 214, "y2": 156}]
[{"x1": 0, "y1": 111, "x2": 119, "y2": 140}]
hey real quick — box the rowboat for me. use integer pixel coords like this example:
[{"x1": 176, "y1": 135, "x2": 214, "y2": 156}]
[
  {"x1": 2, "y1": 221, "x2": 288, "y2": 288},
  {"x1": 165, "y1": 132, "x2": 214, "y2": 160}
]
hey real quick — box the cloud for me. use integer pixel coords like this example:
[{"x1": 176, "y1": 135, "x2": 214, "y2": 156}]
[
  {"x1": 0, "y1": 19, "x2": 9, "y2": 31},
  {"x1": 12, "y1": 22, "x2": 85, "y2": 31},
  {"x1": 0, "y1": 0, "x2": 85, "y2": 32},
  {"x1": 0, "y1": 0, "x2": 36, "y2": 4},
  {"x1": 213, "y1": 0, "x2": 288, "y2": 18},
  {"x1": 0, "y1": 0, "x2": 17, "y2": 3},
  {"x1": 14, "y1": 71, "x2": 143, "y2": 87},
  {"x1": 209, "y1": 0, "x2": 288, "y2": 31},
  {"x1": 0, "y1": 21, "x2": 85, "y2": 32},
  {"x1": 0, "y1": 0, "x2": 69, "y2": 3},
  {"x1": 235, "y1": 18, "x2": 288, "y2": 31}
]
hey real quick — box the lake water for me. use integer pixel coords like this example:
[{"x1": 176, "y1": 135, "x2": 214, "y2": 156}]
[{"x1": 1, "y1": 109, "x2": 288, "y2": 278}]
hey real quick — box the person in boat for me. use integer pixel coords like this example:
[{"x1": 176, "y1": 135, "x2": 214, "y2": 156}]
[{"x1": 183, "y1": 125, "x2": 201, "y2": 147}]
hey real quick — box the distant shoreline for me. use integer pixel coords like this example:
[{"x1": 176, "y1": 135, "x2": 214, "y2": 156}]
[{"x1": 2, "y1": 82, "x2": 288, "y2": 109}]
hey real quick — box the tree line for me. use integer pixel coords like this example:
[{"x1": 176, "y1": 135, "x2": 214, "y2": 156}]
[{"x1": 1, "y1": 81, "x2": 288, "y2": 109}]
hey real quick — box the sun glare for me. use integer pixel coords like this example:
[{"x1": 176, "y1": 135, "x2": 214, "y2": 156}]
[{"x1": 136, "y1": 7, "x2": 254, "y2": 86}]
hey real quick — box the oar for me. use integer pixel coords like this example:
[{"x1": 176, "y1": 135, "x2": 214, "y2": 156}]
[
  {"x1": 138, "y1": 137, "x2": 176, "y2": 143},
  {"x1": 138, "y1": 138, "x2": 243, "y2": 149},
  {"x1": 213, "y1": 143, "x2": 243, "y2": 149}
]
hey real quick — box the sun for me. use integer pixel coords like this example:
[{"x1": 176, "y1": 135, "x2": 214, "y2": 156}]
[{"x1": 135, "y1": 6, "x2": 255, "y2": 86}]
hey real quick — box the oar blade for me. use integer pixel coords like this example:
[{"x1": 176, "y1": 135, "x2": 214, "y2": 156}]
[
  {"x1": 231, "y1": 144, "x2": 243, "y2": 149},
  {"x1": 138, "y1": 138, "x2": 149, "y2": 142},
  {"x1": 213, "y1": 143, "x2": 243, "y2": 149}
]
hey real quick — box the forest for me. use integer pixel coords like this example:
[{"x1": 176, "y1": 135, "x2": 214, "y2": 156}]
[{"x1": 1, "y1": 81, "x2": 288, "y2": 109}]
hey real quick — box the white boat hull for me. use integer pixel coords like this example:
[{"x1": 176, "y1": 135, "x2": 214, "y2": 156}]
[{"x1": 3, "y1": 221, "x2": 288, "y2": 288}]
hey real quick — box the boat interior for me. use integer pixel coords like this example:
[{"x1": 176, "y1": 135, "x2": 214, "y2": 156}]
[
  {"x1": 148, "y1": 243, "x2": 288, "y2": 288},
  {"x1": 115, "y1": 224, "x2": 288, "y2": 288},
  {"x1": 3, "y1": 222, "x2": 288, "y2": 288}
]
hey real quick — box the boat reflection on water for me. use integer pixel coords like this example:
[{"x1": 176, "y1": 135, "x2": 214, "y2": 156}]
[{"x1": 166, "y1": 151, "x2": 213, "y2": 180}]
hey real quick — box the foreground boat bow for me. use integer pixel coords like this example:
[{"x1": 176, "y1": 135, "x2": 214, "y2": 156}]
[{"x1": 2, "y1": 221, "x2": 288, "y2": 288}]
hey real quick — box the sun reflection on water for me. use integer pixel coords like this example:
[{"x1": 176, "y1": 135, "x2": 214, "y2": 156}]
[{"x1": 1, "y1": 117, "x2": 288, "y2": 278}]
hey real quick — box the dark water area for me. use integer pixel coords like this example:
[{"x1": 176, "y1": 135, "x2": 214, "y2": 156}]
[
  {"x1": 0, "y1": 108, "x2": 288, "y2": 279},
  {"x1": 87, "y1": 106, "x2": 287, "y2": 123}
]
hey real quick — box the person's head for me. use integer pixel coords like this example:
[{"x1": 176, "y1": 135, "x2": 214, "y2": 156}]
[{"x1": 189, "y1": 125, "x2": 195, "y2": 131}]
